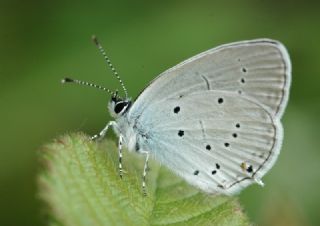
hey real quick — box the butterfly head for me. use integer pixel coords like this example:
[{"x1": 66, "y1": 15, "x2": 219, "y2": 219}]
[
  {"x1": 61, "y1": 78, "x2": 131, "y2": 118},
  {"x1": 108, "y1": 92, "x2": 131, "y2": 118}
]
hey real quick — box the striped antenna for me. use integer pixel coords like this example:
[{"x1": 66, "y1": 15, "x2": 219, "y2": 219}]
[
  {"x1": 92, "y1": 35, "x2": 128, "y2": 98},
  {"x1": 61, "y1": 77, "x2": 116, "y2": 96}
]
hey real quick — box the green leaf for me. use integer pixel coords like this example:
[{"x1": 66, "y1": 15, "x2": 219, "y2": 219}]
[{"x1": 38, "y1": 133, "x2": 250, "y2": 226}]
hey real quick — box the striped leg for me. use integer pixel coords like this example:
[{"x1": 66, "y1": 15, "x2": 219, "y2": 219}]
[
  {"x1": 118, "y1": 134, "x2": 124, "y2": 179},
  {"x1": 142, "y1": 152, "x2": 150, "y2": 196},
  {"x1": 91, "y1": 121, "x2": 116, "y2": 140}
]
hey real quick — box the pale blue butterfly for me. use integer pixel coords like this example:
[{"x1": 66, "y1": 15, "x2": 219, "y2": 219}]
[{"x1": 62, "y1": 36, "x2": 291, "y2": 195}]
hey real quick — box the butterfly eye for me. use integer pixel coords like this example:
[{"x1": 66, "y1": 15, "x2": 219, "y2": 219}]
[{"x1": 114, "y1": 101, "x2": 128, "y2": 114}]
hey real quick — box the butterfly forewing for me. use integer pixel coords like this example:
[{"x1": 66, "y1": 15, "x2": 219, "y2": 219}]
[{"x1": 129, "y1": 39, "x2": 291, "y2": 120}]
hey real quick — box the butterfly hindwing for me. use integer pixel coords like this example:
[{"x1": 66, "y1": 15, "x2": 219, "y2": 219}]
[{"x1": 135, "y1": 91, "x2": 282, "y2": 194}]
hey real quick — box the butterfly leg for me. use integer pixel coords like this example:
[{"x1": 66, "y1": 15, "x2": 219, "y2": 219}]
[
  {"x1": 118, "y1": 134, "x2": 124, "y2": 179},
  {"x1": 142, "y1": 152, "x2": 150, "y2": 196},
  {"x1": 91, "y1": 121, "x2": 116, "y2": 140}
]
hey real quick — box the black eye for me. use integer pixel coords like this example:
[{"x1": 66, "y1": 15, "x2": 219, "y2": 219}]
[{"x1": 114, "y1": 102, "x2": 128, "y2": 114}]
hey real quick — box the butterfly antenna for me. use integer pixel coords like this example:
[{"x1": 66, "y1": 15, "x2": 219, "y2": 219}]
[
  {"x1": 61, "y1": 77, "x2": 116, "y2": 96},
  {"x1": 92, "y1": 35, "x2": 128, "y2": 98}
]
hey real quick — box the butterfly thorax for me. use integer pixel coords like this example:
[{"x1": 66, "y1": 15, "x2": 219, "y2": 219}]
[{"x1": 108, "y1": 96, "x2": 140, "y2": 152}]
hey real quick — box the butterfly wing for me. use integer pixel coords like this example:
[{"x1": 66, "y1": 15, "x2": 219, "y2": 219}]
[
  {"x1": 134, "y1": 91, "x2": 282, "y2": 195},
  {"x1": 129, "y1": 39, "x2": 291, "y2": 120},
  {"x1": 126, "y1": 39, "x2": 290, "y2": 194}
]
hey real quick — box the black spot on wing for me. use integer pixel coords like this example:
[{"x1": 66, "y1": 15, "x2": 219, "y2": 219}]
[
  {"x1": 173, "y1": 106, "x2": 180, "y2": 113},
  {"x1": 218, "y1": 98, "x2": 224, "y2": 104},
  {"x1": 178, "y1": 130, "x2": 184, "y2": 137},
  {"x1": 242, "y1": 67, "x2": 247, "y2": 73}
]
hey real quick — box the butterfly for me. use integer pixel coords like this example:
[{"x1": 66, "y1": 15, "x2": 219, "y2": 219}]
[{"x1": 62, "y1": 36, "x2": 291, "y2": 195}]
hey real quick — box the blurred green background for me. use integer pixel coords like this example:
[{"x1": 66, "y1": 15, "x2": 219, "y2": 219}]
[{"x1": 1, "y1": 0, "x2": 319, "y2": 225}]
